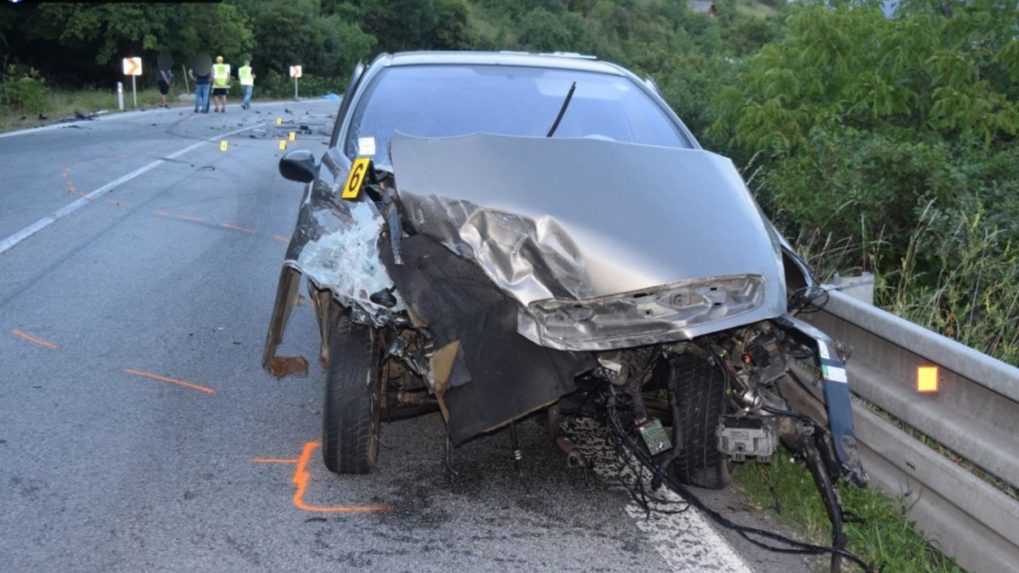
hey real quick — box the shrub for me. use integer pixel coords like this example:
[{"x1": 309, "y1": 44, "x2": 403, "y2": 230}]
[
  {"x1": 762, "y1": 127, "x2": 962, "y2": 262},
  {"x1": 1, "y1": 65, "x2": 50, "y2": 114},
  {"x1": 257, "y1": 70, "x2": 344, "y2": 99}
]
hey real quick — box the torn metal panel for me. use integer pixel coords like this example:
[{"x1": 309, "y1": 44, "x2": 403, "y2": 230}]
[
  {"x1": 518, "y1": 274, "x2": 767, "y2": 351},
  {"x1": 287, "y1": 180, "x2": 405, "y2": 318},
  {"x1": 262, "y1": 266, "x2": 309, "y2": 378},
  {"x1": 390, "y1": 133, "x2": 787, "y2": 351}
]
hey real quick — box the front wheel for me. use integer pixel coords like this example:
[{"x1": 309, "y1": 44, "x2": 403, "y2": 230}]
[
  {"x1": 322, "y1": 315, "x2": 382, "y2": 474},
  {"x1": 668, "y1": 353, "x2": 730, "y2": 489}
]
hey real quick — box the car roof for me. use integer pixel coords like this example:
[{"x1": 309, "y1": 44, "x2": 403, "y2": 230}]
[{"x1": 380, "y1": 51, "x2": 628, "y2": 76}]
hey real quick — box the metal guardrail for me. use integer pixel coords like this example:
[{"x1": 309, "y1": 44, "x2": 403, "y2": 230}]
[{"x1": 801, "y1": 289, "x2": 1019, "y2": 573}]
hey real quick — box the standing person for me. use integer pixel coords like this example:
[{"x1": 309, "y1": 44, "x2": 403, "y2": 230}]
[
  {"x1": 158, "y1": 67, "x2": 173, "y2": 108},
  {"x1": 212, "y1": 55, "x2": 231, "y2": 113},
  {"x1": 191, "y1": 67, "x2": 211, "y2": 113},
  {"x1": 238, "y1": 59, "x2": 255, "y2": 111}
]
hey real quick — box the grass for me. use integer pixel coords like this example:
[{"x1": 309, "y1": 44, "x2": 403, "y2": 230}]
[
  {"x1": 0, "y1": 80, "x2": 284, "y2": 132},
  {"x1": 0, "y1": 87, "x2": 179, "y2": 131},
  {"x1": 732, "y1": 450, "x2": 965, "y2": 573},
  {"x1": 789, "y1": 204, "x2": 1019, "y2": 368},
  {"x1": 880, "y1": 205, "x2": 1019, "y2": 366}
]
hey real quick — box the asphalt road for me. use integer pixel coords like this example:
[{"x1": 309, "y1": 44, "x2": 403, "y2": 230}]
[{"x1": 0, "y1": 101, "x2": 816, "y2": 573}]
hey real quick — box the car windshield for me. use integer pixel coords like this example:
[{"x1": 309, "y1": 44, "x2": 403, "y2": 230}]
[{"x1": 344, "y1": 64, "x2": 692, "y2": 165}]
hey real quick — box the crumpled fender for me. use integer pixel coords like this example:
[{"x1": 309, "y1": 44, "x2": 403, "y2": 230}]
[{"x1": 262, "y1": 175, "x2": 404, "y2": 378}]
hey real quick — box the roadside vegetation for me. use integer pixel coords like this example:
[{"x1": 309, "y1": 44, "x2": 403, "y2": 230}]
[
  {"x1": 0, "y1": 68, "x2": 178, "y2": 130},
  {"x1": 733, "y1": 452, "x2": 965, "y2": 573},
  {"x1": 2, "y1": 0, "x2": 1015, "y2": 569}
]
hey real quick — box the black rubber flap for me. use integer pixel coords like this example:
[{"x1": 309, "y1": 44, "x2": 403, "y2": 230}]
[{"x1": 382, "y1": 235, "x2": 594, "y2": 444}]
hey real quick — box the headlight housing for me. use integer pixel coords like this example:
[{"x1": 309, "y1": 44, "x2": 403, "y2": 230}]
[{"x1": 517, "y1": 275, "x2": 765, "y2": 351}]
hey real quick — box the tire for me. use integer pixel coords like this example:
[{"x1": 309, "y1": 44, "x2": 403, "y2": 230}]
[
  {"x1": 321, "y1": 315, "x2": 382, "y2": 474},
  {"x1": 669, "y1": 353, "x2": 730, "y2": 489}
]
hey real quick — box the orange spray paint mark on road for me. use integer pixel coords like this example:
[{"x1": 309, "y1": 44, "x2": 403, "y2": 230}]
[
  {"x1": 11, "y1": 329, "x2": 59, "y2": 349},
  {"x1": 63, "y1": 167, "x2": 90, "y2": 201},
  {"x1": 122, "y1": 368, "x2": 216, "y2": 395},
  {"x1": 292, "y1": 442, "x2": 393, "y2": 513},
  {"x1": 154, "y1": 209, "x2": 208, "y2": 224},
  {"x1": 62, "y1": 160, "x2": 132, "y2": 208},
  {"x1": 272, "y1": 235, "x2": 289, "y2": 243},
  {"x1": 153, "y1": 210, "x2": 260, "y2": 237},
  {"x1": 221, "y1": 223, "x2": 256, "y2": 234},
  {"x1": 252, "y1": 442, "x2": 392, "y2": 514}
]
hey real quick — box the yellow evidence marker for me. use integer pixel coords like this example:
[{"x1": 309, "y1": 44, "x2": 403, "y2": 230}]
[
  {"x1": 276, "y1": 117, "x2": 283, "y2": 126},
  {"x1": 341, "y1": 157, "x2": 371, "y2": 200},
  {"x1": 288, "y1": 131, "x2": 296, "y2": 142},
  {"x1": 279, "y1": 140, "x2": 288, "y2": 151},
  {"x1": 219, "y1": 140, "x2": 229, "y2": 152}
]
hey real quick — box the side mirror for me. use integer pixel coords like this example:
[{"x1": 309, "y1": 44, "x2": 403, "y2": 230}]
[{"x1": 279, "y1": 149, "x2": 317, "y2": 183}]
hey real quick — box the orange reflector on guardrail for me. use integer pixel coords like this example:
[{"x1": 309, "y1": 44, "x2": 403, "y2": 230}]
[{"x1": 917, "y1": 366, "x2": 939, "y2": 393}]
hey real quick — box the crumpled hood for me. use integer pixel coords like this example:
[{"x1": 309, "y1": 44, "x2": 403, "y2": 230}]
[{"x1": 390, "y1": 133, "x2": 787, "y2": 324}]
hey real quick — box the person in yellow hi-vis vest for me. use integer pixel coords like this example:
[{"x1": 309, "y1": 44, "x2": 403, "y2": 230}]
[
  {"x1": 238, "y1": 59, "x2": 255, "y2": 111},
  {"x1": 211, "y1": 55, "x2": 231, "y2": 113}
]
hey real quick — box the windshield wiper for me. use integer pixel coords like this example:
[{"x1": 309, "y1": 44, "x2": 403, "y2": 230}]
[{"x1": 545, "y1": 81, "x2": 576, "y2": 138}]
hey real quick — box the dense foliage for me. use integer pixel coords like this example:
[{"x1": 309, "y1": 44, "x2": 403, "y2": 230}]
[
  {"x1": 709, "y1": 0, "x2": 1018, "y2": 362},
  {"x1": 1, "y1": 0, "x2": 1015, "y2": 362}
]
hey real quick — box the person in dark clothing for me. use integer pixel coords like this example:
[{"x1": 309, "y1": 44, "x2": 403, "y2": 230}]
[
  {"x1": 158, "y1": 68, "x2": 173, "y2": 108},
  {"x1": 191, "y1": 68, "x2": 211, "y2": 113}
]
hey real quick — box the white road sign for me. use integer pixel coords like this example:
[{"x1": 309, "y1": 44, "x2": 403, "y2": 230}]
[
  {"x1": 122, "y1": 57, "x2": 143, "y2": 76},
  {"x1": 289, "y1": 65, "x2": 302, "y2": 79}
]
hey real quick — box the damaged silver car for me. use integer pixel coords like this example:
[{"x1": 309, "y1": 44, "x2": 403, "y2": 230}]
[{"x1": 265, "y1": 52, "x2": 870, "y2": 570}]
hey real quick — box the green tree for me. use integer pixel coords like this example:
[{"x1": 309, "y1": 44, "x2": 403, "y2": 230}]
[
  {"x1": 710, "y1": 4, "x2": 1018, "y2": 154},
  {"x1": 241, "y1": 0, "x2": 373, "y2": 79},
  {"x1": 360, "y1": 0, "x2": 470, "y2": 52},
  {"x1": 1, "y1": 3, "x2": 254, "y2": 85},
  {"x1": 709, "y1": 1, "x2": 1018, "y2": 269},
  {"x1": 169, "y1": 3, "x2": 255, "y2": 65}
]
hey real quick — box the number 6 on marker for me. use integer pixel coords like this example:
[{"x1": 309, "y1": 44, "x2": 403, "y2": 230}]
[{"x1": 341, "y1": 157, "x2": 371, "y2": 200}]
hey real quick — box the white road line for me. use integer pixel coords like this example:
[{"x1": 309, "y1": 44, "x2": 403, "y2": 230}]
[
  {"x1": 0, "y1": 218, "x2": 55, "y2": 255},
  {"x1": 0, "y1": 124, "x2": 259, "y2": 256},
  {"x1": 566, "y1": 418, "x2": 753, "y2": 573}
]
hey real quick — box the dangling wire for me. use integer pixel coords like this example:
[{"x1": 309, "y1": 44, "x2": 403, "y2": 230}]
[
  {"x1": 602, "y1": 387, "x2": 877, "y2": 573},
  {"x1": 607, "y1": 416, "x2": 691, "y2": 518}
]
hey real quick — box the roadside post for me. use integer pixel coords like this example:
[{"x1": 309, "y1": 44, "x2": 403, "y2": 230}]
[
  {"x1": 117, "y1": 81, "x2": 124, "y2": 111},
  {"x1": 122, "y1": 57, "x2": 143, "y2": 108},
  {"x1": 289, "y1": 65, "x2": 302, "y2": 100}
]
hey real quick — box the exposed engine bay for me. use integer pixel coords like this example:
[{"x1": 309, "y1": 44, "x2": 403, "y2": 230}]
[{"x1": 263, "y1": 133, "x2": 872, "y2": 571}]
